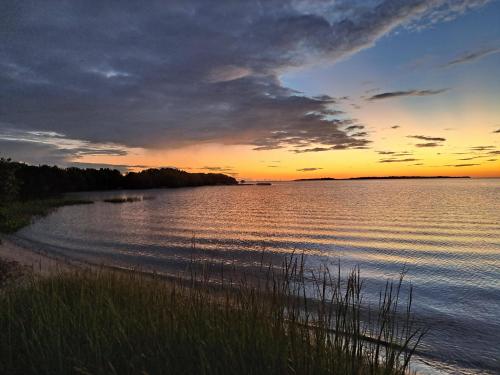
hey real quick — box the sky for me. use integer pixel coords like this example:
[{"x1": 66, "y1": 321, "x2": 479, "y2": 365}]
[{"x1": 1, "y1": 0, "x2": 500, "y2": 179}]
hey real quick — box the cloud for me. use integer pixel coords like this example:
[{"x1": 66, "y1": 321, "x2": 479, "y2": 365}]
[
  {"x1": 297, "y1": 168, "x2": 323, "y2": 172},
  {"x1": 291, "y1": 138, "x2": 372, "y2": 153},
  {"x1": 408, "y1": 135, "x2": 445, "y2": 148},
  {"x1": 199, "y1": 166, "x2": 234, "y2": 172},
  {"x1": 391, "y1": 125, "x2": 400, "y2": 129},
  {"x1": 408, "y1": 135, "x2": 446, "y2": 142},
  {"x1": 0, "y1": 128, "x2": 134, "y2": 166},
  {"x1": 379, "y1": 158, "x2": 420, "y2": 163},
  {"x1": 376, "y1": 151, "x2": 413, "y2": 158},
  {"x1": 0, "y1": 128, "x2": 131, "y2": 156},
  {"x1": 415, "y1": 142, "x2": 443, "y2": 147},
  {"x1": 446, "y1": 164, "x2": 481, "y2": 167},
  {"x1": 493, "y1": 129, "x2": 500, "y2": 134},
  {"x1": 458, "y1": 156, "x2": 487, "y2": 161},
  {"x1": 345, "y1": 125, "x2": 365, "y2": 132},
  {"x1": 0, "y1": 0, "x2": 489, "y2": 164},
  {"x1": 206, "y1": 66, "x2": 253, "y2": 83},
  {"x1": 351, "y1": 132, "x2": 368, "y2": 137},
  {"x1": 376, "y1": 151, "x2": 413, "y2": 156},
  {"x1": 367, "y1": 89, "x2": 448, "y2": 101},
  {"x1": 293, "y1": 147, "x2": 331, "y2": 153},
  {"x1": 470, "y1": 146, "x2": 496, "y2": 151},
  {"x1": 442, "y1": 47, "x2": 500, "y2": 67}
]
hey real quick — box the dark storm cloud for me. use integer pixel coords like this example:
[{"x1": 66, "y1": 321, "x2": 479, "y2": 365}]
[
  {"x1": 297, "y1": 168, "x2": 323, "y2": 172},
  {"x1": 0, "y1": 0, "x2": 489, "y2": 163},
  {"x1": 415, "y1": 142, "x2": 443, "y2": 147},
  {"x1": 442, "y1": 47, "x2": 500, "y2": 67},
  {"x1": 367, "y1": 89, "x2": 448, "y2": 101}
]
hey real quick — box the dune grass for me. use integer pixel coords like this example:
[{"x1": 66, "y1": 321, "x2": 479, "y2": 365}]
[
  {"x1": 0, "y1": 198, "x2": 94, "y2": 234},
  {"x1": 0, "y1": 256, "x2": 425, "y2": 375}
]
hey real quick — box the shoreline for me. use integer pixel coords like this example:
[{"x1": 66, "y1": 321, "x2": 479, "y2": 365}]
[
  {"x1": 0, "y1": 236, "x2": 426, "y2": 375},
  {"x1": 0, "y1": 236, "x2": 81, "y2": 275},
  {"x1": 0, "y1": 238, "x2": 485, "y2": 375}
]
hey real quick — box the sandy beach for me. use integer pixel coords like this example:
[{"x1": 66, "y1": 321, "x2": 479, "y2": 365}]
[{"x1": 0, "y1": 237, "x2": 79, "y2": 275}]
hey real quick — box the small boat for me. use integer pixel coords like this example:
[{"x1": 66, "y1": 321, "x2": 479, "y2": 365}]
[{"x1": 256, "y1": 182, "x2": 272, "y2": 186}]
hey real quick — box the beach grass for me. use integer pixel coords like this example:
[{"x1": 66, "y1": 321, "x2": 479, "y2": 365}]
[
  {"x1": 0, "y1": 256, "x2": 425, "y2": 375},
  {"x1": 0, "y1": 198, "x2": 94, "y2": 234}
]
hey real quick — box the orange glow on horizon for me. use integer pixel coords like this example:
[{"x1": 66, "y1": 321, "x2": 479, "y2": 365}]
[{"x1": 75, "y1": 96, "x2": 500, "y2": 179}]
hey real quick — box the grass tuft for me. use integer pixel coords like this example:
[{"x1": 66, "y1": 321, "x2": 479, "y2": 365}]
[{"x1": 0, "y1": 255, "x2": 425, "y2": 375}]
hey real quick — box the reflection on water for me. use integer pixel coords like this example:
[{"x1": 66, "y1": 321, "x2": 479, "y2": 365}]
[{"x1": 14, "y1": 179, "x2": 500, "y2": 374}]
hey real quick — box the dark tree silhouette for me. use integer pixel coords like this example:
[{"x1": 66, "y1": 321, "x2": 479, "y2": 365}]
[{"x1": 0, "y1": 158, "x2": 237, "y2": 201}]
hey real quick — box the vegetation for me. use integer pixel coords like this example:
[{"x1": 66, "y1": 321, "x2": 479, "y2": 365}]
[
  {"x1": 0, "y1": 156, "x2": 235, "y2": 234},
  {"x1": 0, "y1": 256, "x2": 425, "y2": 375},
  {"x1": 0, "y1": 258, "x2": 26, "y2": 288},
  {"x1": 0, "y1": 157, "x2": 237, "y2": 201},
  {"x1": 0, "y1": 198, "x2": 93, "y2": 234}
]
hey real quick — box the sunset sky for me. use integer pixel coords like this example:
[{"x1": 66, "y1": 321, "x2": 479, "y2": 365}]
[{"x1": 1, "y1": 0, "x2": 499, "y2": 179}]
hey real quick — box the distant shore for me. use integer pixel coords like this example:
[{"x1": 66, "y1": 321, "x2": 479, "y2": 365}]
[{"x1": 294, "y1": 176, "x2": 471, "y2": 181}]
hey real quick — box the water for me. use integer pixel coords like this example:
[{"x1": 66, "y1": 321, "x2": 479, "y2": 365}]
[{"x1": 13, "y1": 179, "x2": 500, "y2": 374}]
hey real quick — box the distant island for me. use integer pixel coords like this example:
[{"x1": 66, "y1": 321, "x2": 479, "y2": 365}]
[{"x1": 294, "y1": 176, "x2": 471, "y2": 181}]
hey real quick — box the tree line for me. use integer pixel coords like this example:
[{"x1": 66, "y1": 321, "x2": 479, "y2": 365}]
[{"x1": 0, "y1": 158, "x2": 237, "y2": 201}]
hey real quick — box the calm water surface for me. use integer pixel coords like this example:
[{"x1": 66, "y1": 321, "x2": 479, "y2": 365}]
[{"x1": 13, "y1": 180, "x2": 500, "y2": 374}]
